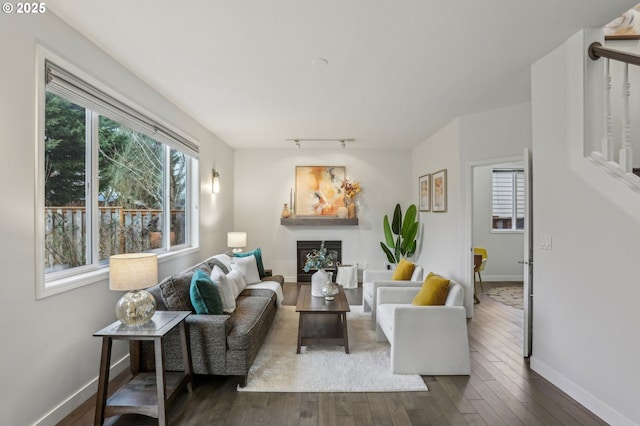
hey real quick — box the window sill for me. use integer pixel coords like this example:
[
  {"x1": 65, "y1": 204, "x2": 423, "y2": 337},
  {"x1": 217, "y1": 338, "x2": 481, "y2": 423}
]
[
  {"x1": 490, "y1": 229, "x2": 525, "y2": 234},
  {"x1": 37, "y1": 246, "x2": 199, "y2": 300}
]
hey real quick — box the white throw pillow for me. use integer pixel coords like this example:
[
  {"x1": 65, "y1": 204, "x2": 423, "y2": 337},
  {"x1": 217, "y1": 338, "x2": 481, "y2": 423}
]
[
  {"x1": 226, "y1": 269, "x2": 247, "y2": 298},
  {"x1": 210, "y1": 266, "x2": 236, "y2": 313},
  {"x1": 230, "y1": 255, "x2": 261, "y2": 285}
]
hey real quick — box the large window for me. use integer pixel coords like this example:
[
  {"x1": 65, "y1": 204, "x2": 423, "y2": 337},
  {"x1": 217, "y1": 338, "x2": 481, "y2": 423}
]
[
  {"x1": 491, "y1": 168, "x2": 525, "y2": 231},
  {"x1": 40, "y1": 58, "x2": 198, "y2": 293}
]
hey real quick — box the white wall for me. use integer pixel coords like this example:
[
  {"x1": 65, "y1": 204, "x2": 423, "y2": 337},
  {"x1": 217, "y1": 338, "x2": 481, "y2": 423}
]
[
  {"x1": 234, "y1": 149, "x2": 413, "y2": 279},
  {"x1": 472, "y1": 164, "x2": 525, "y2": 281},
  {"x1": 411, "y1": 119, "x2": 463, "y2": 285},
  {"x1": 412, "y1": 103, "x2": 532, "y2": 315},
  {"x1": 530, "y1": 30, "x2": 640, "y2": 425},
  {"x1": 0, "y1": 13, "x2": 233, "y2": 425}
]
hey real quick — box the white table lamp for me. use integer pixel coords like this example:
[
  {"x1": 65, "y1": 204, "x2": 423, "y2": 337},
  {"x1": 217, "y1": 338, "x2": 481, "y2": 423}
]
[
  {"x1": 227, "y1": 232, "x2": 247, "y2": 254},
  {"x1": 109, "y1": 253, "x2": 158, "y2": 326}
]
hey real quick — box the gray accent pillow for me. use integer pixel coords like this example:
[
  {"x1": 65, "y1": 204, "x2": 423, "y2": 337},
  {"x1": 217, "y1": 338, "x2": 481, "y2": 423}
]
[{"x1": 159, "y1": 271, "x2": 195, "y2": 311}]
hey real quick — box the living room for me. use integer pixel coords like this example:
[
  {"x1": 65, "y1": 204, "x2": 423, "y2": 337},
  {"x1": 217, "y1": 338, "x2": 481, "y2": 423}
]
[{"x1": 2, "y1": 2, "x2": 640, "y2": 425}]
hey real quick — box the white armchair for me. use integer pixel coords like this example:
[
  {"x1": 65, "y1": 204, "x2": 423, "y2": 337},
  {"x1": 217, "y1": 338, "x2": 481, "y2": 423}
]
[
  {"x1": 362, "y1": 266, "x2": 424, "y2": 329},
  {"x1": 375, "y1": 281, "x2": 470, "y2": 375}
]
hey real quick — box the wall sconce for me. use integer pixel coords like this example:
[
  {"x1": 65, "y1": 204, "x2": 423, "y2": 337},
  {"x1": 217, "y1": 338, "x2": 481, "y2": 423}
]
[{"x1": 212, "y1": 169, "x2": 220, "y2": 194}]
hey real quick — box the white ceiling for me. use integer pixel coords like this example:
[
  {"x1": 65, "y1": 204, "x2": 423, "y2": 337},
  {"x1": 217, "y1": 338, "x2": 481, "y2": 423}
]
[{"x1": 47, "y1": 0, "x2": 635, "y2": 150}]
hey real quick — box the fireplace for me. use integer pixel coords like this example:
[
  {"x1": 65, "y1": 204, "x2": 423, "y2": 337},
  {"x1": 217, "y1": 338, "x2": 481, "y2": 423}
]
[{"x1": 296, "y1": 240, "x2": 342, "y2": 282}]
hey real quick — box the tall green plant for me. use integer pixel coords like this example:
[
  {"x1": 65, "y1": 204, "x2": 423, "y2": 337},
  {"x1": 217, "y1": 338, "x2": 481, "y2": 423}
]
[{"x1": 380, "y1": 203, "x2": 419, "y2": 264}]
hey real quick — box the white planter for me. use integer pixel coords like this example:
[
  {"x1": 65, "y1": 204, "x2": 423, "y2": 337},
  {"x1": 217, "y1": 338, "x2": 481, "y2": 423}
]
[{"x1": 311, "y1": 269, "x2": 332, "y2": 297}]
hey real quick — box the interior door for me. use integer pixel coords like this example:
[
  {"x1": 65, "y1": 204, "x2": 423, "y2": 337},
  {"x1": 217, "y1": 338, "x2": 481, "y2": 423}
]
[{"x1": 523, "y1": 148, "x2": 533, "y2": 357}]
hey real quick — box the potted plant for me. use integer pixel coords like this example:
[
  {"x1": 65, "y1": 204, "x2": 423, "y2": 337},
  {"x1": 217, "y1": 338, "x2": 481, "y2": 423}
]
[
  {"x1": 380, "y1": 203, "x2": 419, "y2": 265},
  {"x1": 146, "y1": 217, "x2": 162, "y2": 249},
  {"x1": 303, "y1": 241, "x2": 338, "y2": 297}
]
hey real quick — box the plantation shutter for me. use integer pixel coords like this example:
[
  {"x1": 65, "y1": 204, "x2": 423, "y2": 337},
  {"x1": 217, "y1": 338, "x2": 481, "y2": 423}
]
[
  {"x1": 492, "y1": 168, "x2": 525, "y2": 230},
  {"x1": 45, "y1": 60, "x2": 199, "y2": 158},
  {"x1": 515, "y1": 171, "x2": 525, "y2": 224}
]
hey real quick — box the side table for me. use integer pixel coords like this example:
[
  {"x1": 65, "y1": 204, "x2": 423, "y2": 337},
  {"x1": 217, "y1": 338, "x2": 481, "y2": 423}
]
[{"x1": 93, "y1": 311, "x2": 193, "y2": 426}]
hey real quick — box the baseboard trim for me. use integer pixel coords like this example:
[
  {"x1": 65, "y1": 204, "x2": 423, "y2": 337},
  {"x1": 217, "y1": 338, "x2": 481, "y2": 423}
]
[
  {"x1": 530, "y1": 356, "x2": 635, "y2": 426},
  {"x1": 33, "y1": 354, "x2": 130, "y2": 426},
  {"x1": 481, "y1": 275, "x2": 523, "y2": 282}
]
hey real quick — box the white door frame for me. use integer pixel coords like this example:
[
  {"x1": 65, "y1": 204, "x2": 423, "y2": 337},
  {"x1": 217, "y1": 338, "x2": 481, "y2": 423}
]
[{"x1": 464, "y1": 154, "x2": 524, "y2": 318}]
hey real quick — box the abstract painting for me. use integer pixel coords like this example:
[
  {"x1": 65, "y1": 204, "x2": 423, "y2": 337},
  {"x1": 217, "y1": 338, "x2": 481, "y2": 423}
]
[
  {"x1": 604, "y1": 5, "x2": 640, "y2": 40},
  {"x1": 295, "y1": 166, "x2": 346, "y2": 216}
]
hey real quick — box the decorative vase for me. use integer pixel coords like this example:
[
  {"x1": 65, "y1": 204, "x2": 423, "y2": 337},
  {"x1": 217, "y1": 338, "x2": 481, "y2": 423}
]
[
  {"x1": 347, "y1": 202, "x2": 356, "y2": 219},
  {"x1": 281, "y1": 203, "x2": 291, "y2": 218},
  {"x1": 321, "y1": 280, "x2": 339, "y2": 301},
  {"x1": 311, "y1": 269, "x2": 332, "y2": 297},
  {"x1": 337, "y1": 206, "x2": 348, "y2": 219}
]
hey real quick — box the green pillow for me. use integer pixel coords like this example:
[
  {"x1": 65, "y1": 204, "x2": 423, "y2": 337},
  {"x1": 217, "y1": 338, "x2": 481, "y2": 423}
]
[
  {"x1": 190, "y1": 269, "x2": 223, "y2": 314},
  {"x1": 235, "y1": 247, "x2": 265, "y2": 278}
]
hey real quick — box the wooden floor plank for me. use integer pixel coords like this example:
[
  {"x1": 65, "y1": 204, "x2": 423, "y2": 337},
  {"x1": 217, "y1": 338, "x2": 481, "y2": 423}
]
[
  {"x1": 383, "y1": 393, "x2": 413, "y2": 426},
  {"x1": 318, "y1": 393, "x2": 337, "y2": 426},
  {"x1": 436, "y1": 376, "x2": 477, "y2": 414},
  {"x1": 428, "y1": 380, "x2": 472, "y2": 425},
  {"x1": 469, "y1": 399, "x2": 508, "y2": 426},
  {"x1": 366, "y1": 393, "x2": 393, "y2": 426}
]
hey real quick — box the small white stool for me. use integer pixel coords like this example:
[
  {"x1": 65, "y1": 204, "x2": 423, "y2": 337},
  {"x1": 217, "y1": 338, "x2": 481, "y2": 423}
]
[{"x1": 336, "y1": 264, "x2": 358, "y2": 289}]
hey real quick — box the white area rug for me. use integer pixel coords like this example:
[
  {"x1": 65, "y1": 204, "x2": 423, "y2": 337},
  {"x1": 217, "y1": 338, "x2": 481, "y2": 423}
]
[{"x1": 238, "y1": 305, "x2": 428, "y2": 392}]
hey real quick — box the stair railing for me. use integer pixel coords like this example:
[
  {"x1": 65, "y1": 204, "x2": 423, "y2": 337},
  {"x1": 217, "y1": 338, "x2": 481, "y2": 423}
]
[{"x1": 588, "y1": 42, "x2": 640, "y2": 190}]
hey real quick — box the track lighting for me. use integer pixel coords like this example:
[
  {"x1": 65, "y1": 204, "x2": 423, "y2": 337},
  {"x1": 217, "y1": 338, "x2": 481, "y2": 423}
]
[{"x1": 286, "y1": 138, "x2": 355, "y2": 149}]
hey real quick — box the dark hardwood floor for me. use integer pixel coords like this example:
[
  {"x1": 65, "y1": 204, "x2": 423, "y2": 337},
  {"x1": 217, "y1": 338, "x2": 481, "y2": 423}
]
[{"x1": 59, "y1": 282, "x2": 606, "y2": 425}]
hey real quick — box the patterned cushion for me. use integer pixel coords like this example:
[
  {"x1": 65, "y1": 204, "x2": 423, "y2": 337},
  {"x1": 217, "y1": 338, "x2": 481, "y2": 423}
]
[{"x1": 158, "y1": 271, "x2": 195, "y2": 311}]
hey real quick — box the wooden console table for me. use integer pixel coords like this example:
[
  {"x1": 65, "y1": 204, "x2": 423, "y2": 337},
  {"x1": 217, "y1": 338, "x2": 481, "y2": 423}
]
[{"x1": 93, "y1": 311, "x2": 193, "y2": 426}]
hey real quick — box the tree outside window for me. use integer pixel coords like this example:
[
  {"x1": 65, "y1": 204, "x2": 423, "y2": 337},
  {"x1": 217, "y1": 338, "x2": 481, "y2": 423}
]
[{"x1": 44, "y1": 92, "x2": 191, "y2": 275}]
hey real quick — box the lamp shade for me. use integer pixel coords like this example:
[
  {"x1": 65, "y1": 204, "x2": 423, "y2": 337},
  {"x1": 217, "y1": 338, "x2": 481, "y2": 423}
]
[
  {"x1": 109, "y1": 253, "x2": 158, "y2": 291},
  {"x1": 227, "y1": 232, "x2": 247, "y2": 248}
]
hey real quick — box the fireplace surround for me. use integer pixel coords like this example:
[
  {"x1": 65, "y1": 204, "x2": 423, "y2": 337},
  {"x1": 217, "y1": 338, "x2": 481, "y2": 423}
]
[{"x1": 296, "y1": 240, "x2": 342, "y2": 282}]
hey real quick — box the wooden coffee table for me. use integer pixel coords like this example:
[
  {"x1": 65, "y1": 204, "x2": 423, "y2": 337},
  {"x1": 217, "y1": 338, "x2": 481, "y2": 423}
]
[{"x1": 295, "y1": 285, "x2": 351, "y2": 354}]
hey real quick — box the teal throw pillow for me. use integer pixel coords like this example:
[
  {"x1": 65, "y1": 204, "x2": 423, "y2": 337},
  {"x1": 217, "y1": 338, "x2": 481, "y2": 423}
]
[
  {"x1": 190, "y1": 269, "x2": 223, "y2": 314},
  {"x1": 235, "y1": 247, "x2": 265, "y2": 278}
]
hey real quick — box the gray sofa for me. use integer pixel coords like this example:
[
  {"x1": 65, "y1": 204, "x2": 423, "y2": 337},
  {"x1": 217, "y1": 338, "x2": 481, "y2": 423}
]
[{"x1": 130, "y1": 253, "x2": 284, "y2": 387}]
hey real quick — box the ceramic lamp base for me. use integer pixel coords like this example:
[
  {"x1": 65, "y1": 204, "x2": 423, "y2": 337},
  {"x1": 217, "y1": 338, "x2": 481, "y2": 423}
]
[{"x1": 115, "y1": 289, "x2": 156, "y2": 326}]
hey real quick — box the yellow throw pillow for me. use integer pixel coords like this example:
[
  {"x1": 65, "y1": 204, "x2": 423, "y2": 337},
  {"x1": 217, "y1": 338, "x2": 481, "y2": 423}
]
[
  {"x1": 412, "y1": 273, "x2": 450, "y2": 306},
  {"x1": 391, "y1": 258, "x2": 416, "y2": 280}
]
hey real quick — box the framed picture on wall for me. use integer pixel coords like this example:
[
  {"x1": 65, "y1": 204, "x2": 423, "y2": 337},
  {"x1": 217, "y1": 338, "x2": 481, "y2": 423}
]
[
  {"x1": 604, "y1": 5, "x2": 640, "y2": 40},
  {"x1": 295, "y1": 166, "x2": 346, "y2": 216},
  {"x1": 432, "y1": 169, "x2": 447, "y2": 213},
  {"x1": 419, "y1": 174, "x2": 430, "y2": 212}
]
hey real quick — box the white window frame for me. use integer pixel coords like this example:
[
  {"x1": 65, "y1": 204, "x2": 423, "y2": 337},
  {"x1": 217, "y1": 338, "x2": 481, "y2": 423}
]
[
  {"x1": 35, "y1": 47, "x2": 200, "y2": 299},
  {"x1": 491, "y1": 168, "x2": 525, "y2": 233}
]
